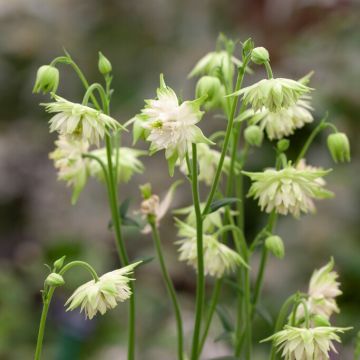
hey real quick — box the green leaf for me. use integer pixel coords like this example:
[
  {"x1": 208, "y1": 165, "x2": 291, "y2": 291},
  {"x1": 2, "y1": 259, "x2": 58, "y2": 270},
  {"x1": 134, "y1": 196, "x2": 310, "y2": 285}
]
[
  {"x1": 216, "y1": 305, "x2": 234, "y2": 332},
  {"x1": 207, "y1": 198, "x2": 241, "y2": 214},
  {"x1": 119, "y1": 198, "x2": 131, "y2": 218},
  {"x1": 223, "y1": 278, "x2": 244, "y2": 295},
  {"x1": 254, "y1": 304, "x2": 274, "y2": 326},
  {"x1": 214, "y1": 331, "x2": 234, "y2": 344}
]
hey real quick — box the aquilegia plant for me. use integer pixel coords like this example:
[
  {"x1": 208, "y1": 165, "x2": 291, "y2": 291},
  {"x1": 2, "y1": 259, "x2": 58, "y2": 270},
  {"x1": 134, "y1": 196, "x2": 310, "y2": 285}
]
[{"x1": 33, "y1": 37, "x2": 355, "y2": 360}]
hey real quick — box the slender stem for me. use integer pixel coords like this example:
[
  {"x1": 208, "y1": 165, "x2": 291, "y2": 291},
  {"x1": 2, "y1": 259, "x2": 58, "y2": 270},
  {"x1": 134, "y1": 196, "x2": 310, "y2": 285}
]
[
  {"x1": 189, "y1": 144, "x2": 205, "y2": 360},
  {"x1": 149, "y1": 221, "x2": 184, "y2": 360},
  {"x1": 34, "y1": 287, "x2": 55, "y2": 360},
  {"x1": 82, "y1": 153, "x2": 111, "y2": 188},
  {"x1": 59, "y1": 260, "x2": 100, "y2": 281},
  {"x1": 198, "y1": 279, "x2": 223, "y2": 354},
  {"x1": 295, "y1": 116, "x2": 328, "y2": 165},
  {"x1": 202, "y1": 62, "x2": 249, "y2": 216},
  {"x1": 264, "y1": 61, "x2": 274, "y2": 79}
]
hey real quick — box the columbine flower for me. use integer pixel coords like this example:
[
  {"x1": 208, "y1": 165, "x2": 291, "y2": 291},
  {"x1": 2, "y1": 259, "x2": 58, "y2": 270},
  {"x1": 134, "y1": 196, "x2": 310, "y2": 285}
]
[
  {"x1": 307, "y1": 259, "x2": 342, "y2": 319},
  {"x1": 263, "y1": 325, "x2": 350, "y2": 360},
  {"x1": 175, "y1": 219, "x2": 245, "y2": 278},
  {"x1": 256, "y1": 98, "x2": 314, "y2": 140},
  {"x1": 244, "y1": 165, "x2": 333, "y2": 217},
  {"x1": 89, "y1": 147, "x2": 145, "y2": 183},
  {"x1": 178, "y1": 143, "x2": 232, "y2": 186},
  {"x1": 188, "y1": 50, "x2": 242, "y2": 79},
  {"x1": 49, "y1": 135, "x2": 89, "y2": 204},
  {"x1": 230, "y1": 78, "x2": 312, "y2": 113},
  {"x1": 140, "y1": 180, "x2": 182, "y2": 234},
  {"x1": 42, "y1": 94, "x2": 123, "y2": 146},
  {"x1": 65, "y1": 262, "x2": 140, "y2": 320},
  {"x1": 133, "y1": 75, "x2": 211, "y2": 174}
]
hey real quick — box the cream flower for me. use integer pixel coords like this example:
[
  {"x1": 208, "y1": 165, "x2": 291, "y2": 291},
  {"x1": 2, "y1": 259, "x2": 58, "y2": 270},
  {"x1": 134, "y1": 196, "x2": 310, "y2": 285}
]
[
  {"x1": 49, "y1": 135, "x2": 89, "y2": 204},
  {"x1": 244, "y1": 165, "x2": 333, "y2": 217},
  {"x1": 178, "y1": 143, "x2": 232, "y2": 186},
  {"x1": 256, "y1": 98, "x2": 314, "y2": 140},
  {"x1": 89, "y1": 147, "x2": 145, "y2": 183},
  {"x1": 263, "y1": 325, "x2": 350, "y2": 360},
  {"x1": 65, "y1": 262, "x2": 140, "y2": 320},
  {"x1": 175, "y1": 219, "x2": 245, "y2": 278},
  {"x1": 231, "y1": 78, "x2": 312, "y2": 113},
  {"x1": 42, "y1": 95, "x2": 122, "y2": 146},
  {"x1": 307, "y1": 259, "x2": 342, "y2": 319},
  {"x1": 133, "y1": 75, "x2": 211, "y2": 173}
]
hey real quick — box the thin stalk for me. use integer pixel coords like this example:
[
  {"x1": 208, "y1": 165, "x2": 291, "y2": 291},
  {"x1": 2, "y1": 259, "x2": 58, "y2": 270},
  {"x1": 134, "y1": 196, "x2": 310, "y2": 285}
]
[
  {"x1": 59, "y1": 260, "x2": 100, "y2": 281},
  {"x1": 149, "y1": 221, "x2": 184, "y2": 360},
  {"x1": 34, "y1": 287, "x2": 55, "y2": 360},
  {"x1": 189, "y1": 144, "x2": 205, "y2": 360}
]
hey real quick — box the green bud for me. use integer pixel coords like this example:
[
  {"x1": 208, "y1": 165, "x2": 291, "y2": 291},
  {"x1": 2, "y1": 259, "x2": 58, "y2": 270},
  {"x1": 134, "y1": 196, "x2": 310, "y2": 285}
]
[
  {"x1": 98, "y1": 52, "x2": 112, "y2": 75},
  {"x1": 312, "y1": 314, "x2": 331, "y2": 327},
  {"x1": 244, "y1": 125, "x2": 263, "y2": 147},
  {"x1": 45, "y1": 273, "x2": 65, "y2": 287},
  {"x1": 265, "y1": 235, "x2": 285, "y2": 259},
  {"x1": 140, "y1": 183, "x2": 152, "y2": 199},
  {"x1": 53, "y1": 256, "x2": 66, "y2": 270},
  {"x1": 195, "y1": 76, "x2": 225, "y2": 111},
  {"x1": 242, "y1": 38, "x2": 254, "y2": 56},
  {"x1": 277, "y1": 139, "x2": 290, "y2": 152},
  {"x1": 327, "y1": 132, "x2": 350, "y2": 163},
  {"x1": 251, "y1": 47, "x2": 270, "y2": 65},
  {"x1": 33, "y1": 65, "x2": 59, "y2": 94}
]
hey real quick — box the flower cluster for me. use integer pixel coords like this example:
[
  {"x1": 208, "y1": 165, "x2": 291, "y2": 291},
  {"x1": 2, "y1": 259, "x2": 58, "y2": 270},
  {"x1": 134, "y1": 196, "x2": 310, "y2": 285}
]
[
  {"x1": 244, "y1": 164, "x2": 333, "y2": 217},
  {"x1": 175, "y1": 219, "x2": 245, "y2": 278},
  {"x1": 65, "y1": 262, "x2": 140, "y2": 319}
]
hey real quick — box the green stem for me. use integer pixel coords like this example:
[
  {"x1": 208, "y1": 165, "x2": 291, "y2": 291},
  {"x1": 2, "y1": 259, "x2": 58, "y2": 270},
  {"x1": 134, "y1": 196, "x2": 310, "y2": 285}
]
[
  {"x1": 190, "y1": 144, "x2": 205, "y2": 360},
  {"x1": 59, "y1": 260, "x2": 100, "y2": 281},
  {"x1": 264, "y1": 61, "x2": 274, "y2": 79},
  {"x1": 202, "y1": 62, "x2": 249, "y2": 216},
  {"x1": 198, "y1": 279, "x2": 222, "y2": 354},
  {"x1": 34, "y1": 287, "x2": 55, "y2": 360},
  {"x1": 149, "y1": 221, "x2": 184, "y2": 360}
]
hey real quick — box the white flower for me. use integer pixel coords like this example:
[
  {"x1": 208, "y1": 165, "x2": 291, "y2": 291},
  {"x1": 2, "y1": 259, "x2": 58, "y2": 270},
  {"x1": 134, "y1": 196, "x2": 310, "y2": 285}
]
[
  {"x1": 89, "y1": 147, "x2": 145, "y2": 183},
  {"x1": 175, "y1": 219, "x2": 245, "y2": 278},
  {"x1": 65, "y1": 262, "x2": 140, "y2": 320},
  {"x1": 134, "y1": 75, "x2": 211, "y2": 171},
  {"x1": 307, "y1": 259, "x2": 342, "y2": 319},
  {"x1": 42, "y1": 95, "x2": 123, "y2": 146},
  {"x1": 49, "y1": 135, "x2": 89, "y2": 204},
  {"x1": 178, "y1": 143, "x2": 232, "y2": 186},
  {"x1": 256, "y1": 98, "x2": 314, "y2": 140},
  {"x1": 244, "y1": 165, "x2": 333, "y2": 217},
  {"x1": 231, "y1": 78, "x2": 312, "y2": 113},
  {"x1": 263, "y1": 325, "x2": 350, "y2": 360}
]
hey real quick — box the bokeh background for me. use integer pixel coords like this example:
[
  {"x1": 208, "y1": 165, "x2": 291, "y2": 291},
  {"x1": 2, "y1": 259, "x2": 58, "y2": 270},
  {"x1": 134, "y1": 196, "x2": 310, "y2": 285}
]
[{"x1": 0, "y1": 0, "x2": 359, "y2": 359}]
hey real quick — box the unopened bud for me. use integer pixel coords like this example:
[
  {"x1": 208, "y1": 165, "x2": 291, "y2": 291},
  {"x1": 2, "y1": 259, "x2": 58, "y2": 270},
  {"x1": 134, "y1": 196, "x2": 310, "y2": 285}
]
[
  {"x1": 33, "y1": 65, "x2": 59, "y2": 94},
  {"x1": 45, "y1": 273, "x2": 65, "y2": 287},
  {"x1": 140, "y1": 195, "x2": 160, "y2": 217},
  {"x1": 195, "y1": 76, "x2": 225, "y2": 111},
  {"x1": 244, "y1": 125, "x2": 263, "y2": 147},
  {"x1": 277, "y1": 139, "x2": 290, "y2": 152},
  {"x1": 98, "y1": 52, "x2": 112, "y2": 75},
  {"x1": 327, "y1": 132, "x2": 350, "y2": 163},
  {"x1": 53, "y1": 256, "x2": 66, "y2": 270},
  {"x1": 251, "y1": 47, "x2": 270, "y2": 65},
  {"x1": 265, "y1": 235, "x2": 285, "y2": 259}
]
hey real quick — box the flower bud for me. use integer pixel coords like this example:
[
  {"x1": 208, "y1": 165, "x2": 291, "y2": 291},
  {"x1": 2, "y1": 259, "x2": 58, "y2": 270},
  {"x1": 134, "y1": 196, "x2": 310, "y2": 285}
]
[
  {"x1": 312, "y1": 314, "x2": 331, "y2": 327},
  {"x1": 98, "y1": 52, "x2": 112, "y2": 75},
  {"x1": 244, "y1": 125, "x2": 263, "y2": 147},
  {"x1": 45, "y1": 273, "x2": 65, "y2": 287},
  {"x1": 195, "y1": 76, "x2": 225, "y2": 111},
  {"x1": 242, "y1": 38, "x2": 254, "y2": 55},
  {"x1": 140, "y1": 183, "x2": 152, "y2": 199},
  {"x1": 327, "y1": 132, "x2": 350, "y2": 163},
  {"x1": 251, "y1": 47, "x2": 270, "y2": 65},
  {"x1": 140, "y1": 195, "x2": 160, "y2": 217},
  {"x1": 33, "y1": 65, "x2": 59, "y2": 94},
  {"x1": 53, "y1": 256, "x2": 66, "y2": 270},
  {"x1": 277, "y1": 139, "x2": 290, "y2": 152},
  {"x1": 265, "y1": 235, "x2": 285, "y2": 259}
]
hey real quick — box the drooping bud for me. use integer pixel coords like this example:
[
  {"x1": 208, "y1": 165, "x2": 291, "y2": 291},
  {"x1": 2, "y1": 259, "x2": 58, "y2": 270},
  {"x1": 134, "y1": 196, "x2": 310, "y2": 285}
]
[
  {"x1": 327, "y1": 132, "x2": 350, "y2": 163},
  {"x1": 53, "y1": 256, "x2": 66, "y2": 271},
  {"x1": 277, "y1": 139, "x2": 290, "y2": 152},
  {"x1": 33, "y1": 65, "x2": 59, "y2": 94},
  {"x1": 45, "y1": 273, "x2": 65, "y2": 287},
  {"x1": 98, "y1": 52, "x2": 112, "y2": 75},
  {"x1": 195, "y1": 76, "x2": 225, "y2": 111},
  {"x1": 244, "y1": 125, "x2": 263, "y2": 147},
  {"x1": 265, "y1": 235, "x2": 285, "y2": 259},
  {"x1": 251, "y1": 47, "x2": 270, "y2": 65}
]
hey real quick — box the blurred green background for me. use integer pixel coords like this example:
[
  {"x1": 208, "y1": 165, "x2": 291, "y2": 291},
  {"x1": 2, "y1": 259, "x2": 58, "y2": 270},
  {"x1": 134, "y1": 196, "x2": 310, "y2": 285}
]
[{"x1": 0, "y1": 0, "x2": 359, "y2": 359}]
